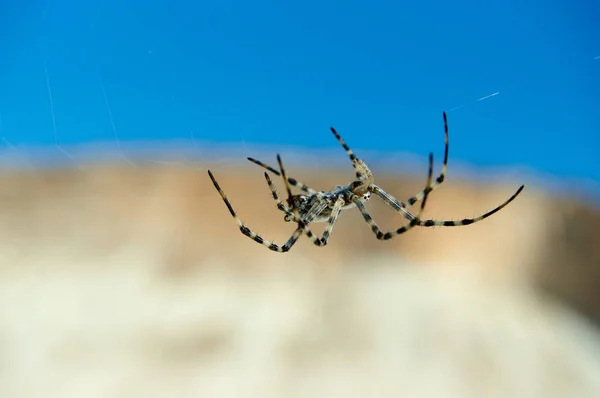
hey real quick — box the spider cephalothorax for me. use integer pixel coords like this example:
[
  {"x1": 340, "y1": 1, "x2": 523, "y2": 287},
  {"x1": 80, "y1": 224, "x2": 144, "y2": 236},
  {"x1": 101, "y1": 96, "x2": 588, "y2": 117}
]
[{"x1": 207, "y1": 112, "x2": 524, "y2": 252}]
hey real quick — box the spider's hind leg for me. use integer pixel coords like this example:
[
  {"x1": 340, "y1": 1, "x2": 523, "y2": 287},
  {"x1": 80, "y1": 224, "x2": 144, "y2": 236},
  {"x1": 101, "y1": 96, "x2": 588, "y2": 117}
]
[{"x1": 207, "y1": 170, "x2": 303, "y2": 252}]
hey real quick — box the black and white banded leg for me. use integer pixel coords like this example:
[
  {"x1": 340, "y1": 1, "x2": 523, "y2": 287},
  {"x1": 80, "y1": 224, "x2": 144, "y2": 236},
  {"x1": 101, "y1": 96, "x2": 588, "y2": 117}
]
[
  {"x1": 329, "y1": 126, "x2": 378, "y2": 184},
  {"x1": 247, "y1": 156, "x2": 316, "y2": 194},
  {"x1": 304, "y1": 196, "x2": 345, "y2": 247},
  {"x1": 207, "y1": 170, "x2": 304, "y2": 252},
  {"x1": 357, "y1": 162, "x2": 524, "y2": 240},
  {"x1": 404, "y1": 111, "x2": 449, "y2": 207},
  {"x1": 275, "y1": 153, "x2": 347, "y2": 246},
  {"x1": 355, "y1": 153, "x2": 435, "y2": 239},
  {"x1": 365, "y1": 111, "x2": 449, "y2": 221}
]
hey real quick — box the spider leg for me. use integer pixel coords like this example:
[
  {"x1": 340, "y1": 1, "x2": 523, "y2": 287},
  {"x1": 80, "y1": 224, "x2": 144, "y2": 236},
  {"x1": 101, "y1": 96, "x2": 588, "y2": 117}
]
[
  {"x1": 272, "y1": 154, "x2": 329, "y2": 227},
  {"x1": 360, "y1": 185, "x2": 524, "y2": 240},
  {"x1": 329, "y1": 127, "x2": 373, "y2": 182},
  {"x1": 276, "y1": 154, "x2": 296, "y2": 212},
  {"x1": 370, "y1": 185, "x2": 415, "y2": 221},
  {"x1": 303, "y1": 196, "x2": 345, "y2": 247},
  {"x1": 367, "y1": 148, "x2": 438, "y2": 221},
  {"x1": 330, "y1": 126, "x2": 358, "y2": 163},
  {"x1": 247, "y1": 156, "x2": 316, "y2": 194},
  {"x1": 207, "y1": 170, "x2": 303, "y2": 252},
  {"x1": 355, "y1": 153, "x2": 435, "y2": 240},
  {"x1": 262, "y1": 172, "x2": 297, "y2": 220},
  {"x1": 261, "y1": 168, "x2": 327, "y2": 226},
  {"x1": 416, "y1": 184, "x2": 524, "y2": 228},
  {"x1": 405, "y1": 111, "x2": 450, "y2": 207},
  {"x1": 299, "y1": 195, "x2": 329, "y2": 225},
  {"x1": 263, "y1": 172, "x2": 338, "y2": 247}
]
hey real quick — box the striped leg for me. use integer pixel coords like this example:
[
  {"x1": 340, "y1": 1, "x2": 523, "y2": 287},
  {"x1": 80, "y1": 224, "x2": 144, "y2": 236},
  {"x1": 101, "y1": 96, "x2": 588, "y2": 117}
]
[
  {"x1": 370, "y1": 185, "x2": 416, "y2": 221},
  {"x1": 265, "y1": 151, "x2": 341, "y2": 247},
  {"x1": 207, "y1": 170, "x2": 304, "y2": 252},
  {"x1": 356, "y1": 153, "x2": 435, "y2": 240},
  {"x1": 262, "y1": 171, "x2": 327, "y2": 226},
  {"x1": 247, "y1": 156, "x2": 316, "y2": 194},
  {"x1": 329, "y1": 126, "x2": 368, "y2": 180},
  {"x1": 416, "y1": 184, "x2": 524, "y2": 228},
  {"x1": 360, "y1": 186, "x2": 524, "y2": 240},
  {"x1": 303, "y1": 196, "x2": 345, "y2": 247},
  {"x1": 276, "y1": 154, "x2": 296, "y2": 211},
  {"x1": 263, "y1": 172, "x2": 342, "y2": 247},
  {"x1": 405, "y1": 111, "x2": 449, "y2": 207},
  {"x1": 262, "y1": 172, "x2": 298, "y2": 220},
  {"x1": 273, "y1": 153, "x2": 328, "y2": 224}
]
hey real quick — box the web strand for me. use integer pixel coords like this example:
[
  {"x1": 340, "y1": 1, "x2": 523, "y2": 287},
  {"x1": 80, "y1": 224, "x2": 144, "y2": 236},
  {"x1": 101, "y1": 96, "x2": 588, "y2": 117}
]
[
  {"x1": 99, "y1": 78, "x2": 138, "y2": 168},
  {"x1": 44, "y1": 60, "x2": 81, "y2": 169},
  {"x1": 448, "y1": 91, "x2": 499, "y2": 112}
]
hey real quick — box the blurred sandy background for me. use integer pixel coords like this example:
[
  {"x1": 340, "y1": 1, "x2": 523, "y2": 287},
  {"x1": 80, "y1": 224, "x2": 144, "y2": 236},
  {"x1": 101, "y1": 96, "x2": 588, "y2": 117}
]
[{"x1": 0, "y1": 157, "x2": 599, "y2": 397}]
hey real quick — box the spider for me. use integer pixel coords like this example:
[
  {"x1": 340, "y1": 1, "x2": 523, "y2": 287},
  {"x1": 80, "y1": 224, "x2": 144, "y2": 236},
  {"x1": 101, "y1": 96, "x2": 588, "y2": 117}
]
[{"x1": 207, "y1": 112, "x2": 524, "y2": 252}]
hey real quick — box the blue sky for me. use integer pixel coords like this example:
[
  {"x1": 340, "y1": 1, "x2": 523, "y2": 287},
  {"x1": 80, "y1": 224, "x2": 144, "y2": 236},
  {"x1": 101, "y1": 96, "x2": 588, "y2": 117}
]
[{"x1": 0, "y1": 0, "x2": 598, "y2": 183}]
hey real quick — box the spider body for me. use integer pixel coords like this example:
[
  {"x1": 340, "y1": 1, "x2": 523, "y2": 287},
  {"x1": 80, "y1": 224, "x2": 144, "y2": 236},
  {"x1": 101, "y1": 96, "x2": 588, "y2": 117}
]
[
  {"x1": 285, "y1": 181, "x2": 372, "y2": 223},
  {"x1": 207, "y1": 112, "x2": 524, "y2": 253}
]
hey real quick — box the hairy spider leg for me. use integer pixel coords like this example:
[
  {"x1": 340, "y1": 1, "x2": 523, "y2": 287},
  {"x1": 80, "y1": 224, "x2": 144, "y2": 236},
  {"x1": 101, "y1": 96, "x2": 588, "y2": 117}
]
[{"x1": 207, "y1": 170, "x2": 304, "y2": 252}]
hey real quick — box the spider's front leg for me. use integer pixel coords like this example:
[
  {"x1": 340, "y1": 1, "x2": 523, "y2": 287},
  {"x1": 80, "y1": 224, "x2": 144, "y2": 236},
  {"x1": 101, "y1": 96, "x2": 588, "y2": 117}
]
[
  {"x1": 367, "y1": 111, "x2": 450, "y2": 219},
  {"x1": 405, "y1": 111, "x2": 450, "y2": 207},
  {"x1": 329, "y1": 126, "x2": 378, "y2": 185}
]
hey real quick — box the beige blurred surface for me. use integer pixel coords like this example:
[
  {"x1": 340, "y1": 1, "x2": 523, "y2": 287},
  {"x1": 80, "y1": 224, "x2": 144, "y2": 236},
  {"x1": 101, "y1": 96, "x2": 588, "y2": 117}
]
[{"x1": 0, "y1": 162, "x2": 599, "y2": 397}]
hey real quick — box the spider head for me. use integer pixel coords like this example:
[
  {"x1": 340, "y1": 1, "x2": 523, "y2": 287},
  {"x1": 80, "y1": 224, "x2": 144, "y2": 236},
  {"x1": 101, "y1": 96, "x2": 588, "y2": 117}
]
[{"x1": 349, "y1": 180, "x2": 372, "y2": 200}]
